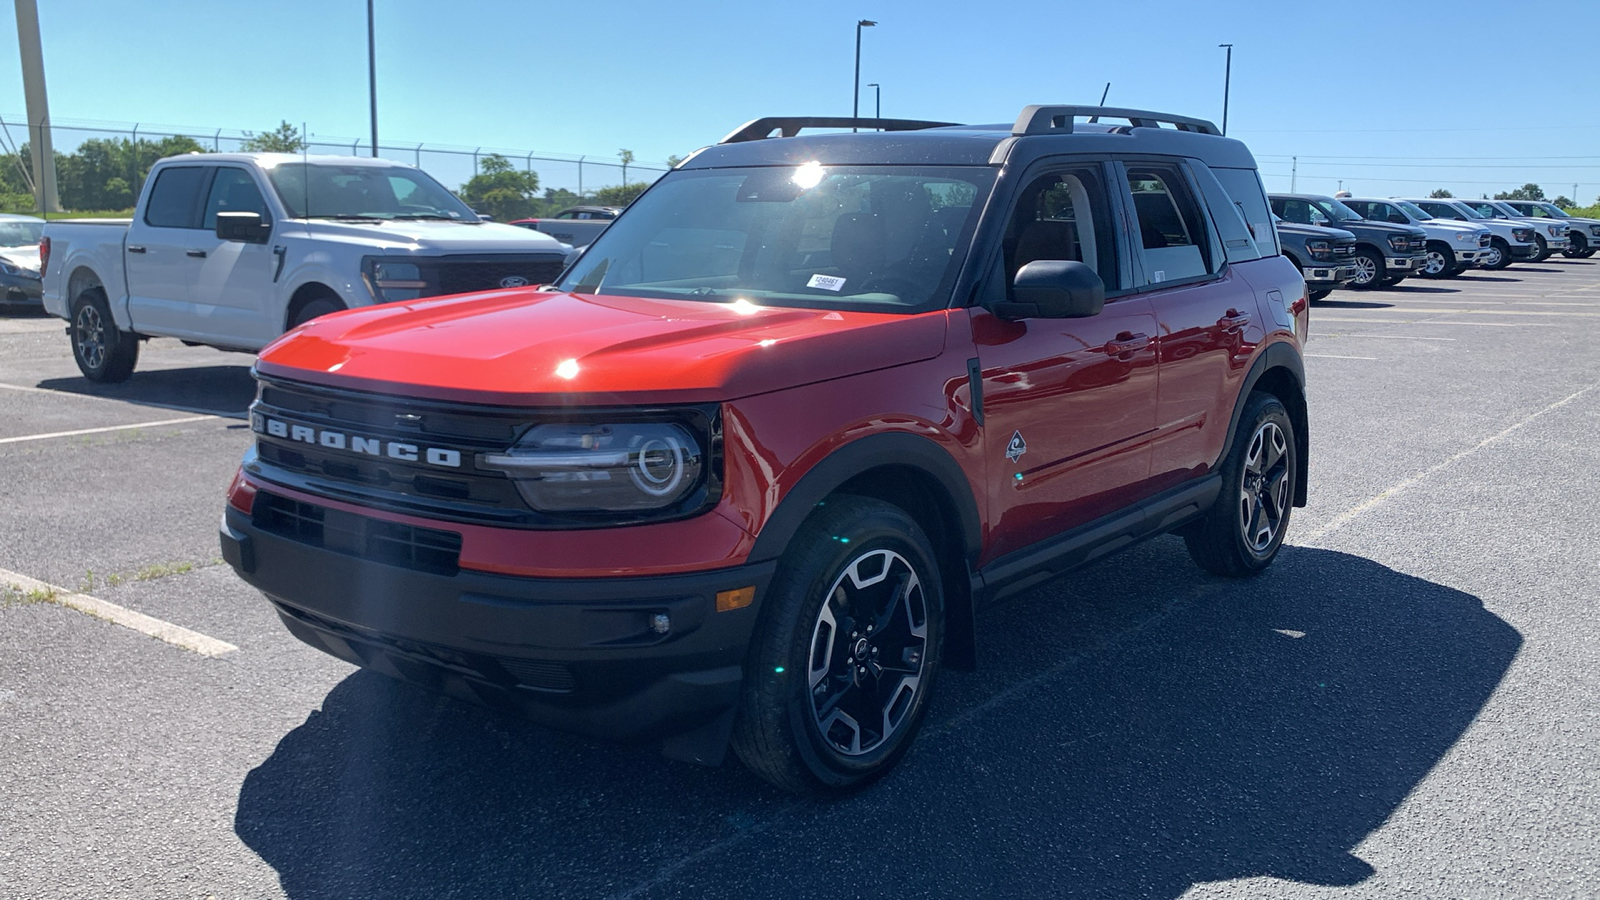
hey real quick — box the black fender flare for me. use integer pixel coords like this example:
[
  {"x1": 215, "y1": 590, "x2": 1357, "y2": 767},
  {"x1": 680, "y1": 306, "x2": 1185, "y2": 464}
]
[
  {"x1": 1217, "y1": 341, "x2": 1309, "y2": 507},
  {"x1": 746, "y1": 431, "x2": 982, "y2": 566}
]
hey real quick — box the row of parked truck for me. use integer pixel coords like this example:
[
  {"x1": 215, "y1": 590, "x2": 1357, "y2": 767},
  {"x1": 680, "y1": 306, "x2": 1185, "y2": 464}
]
[{"x1": 1272, "y1": 192, "x2": 1597, "y2": 300}]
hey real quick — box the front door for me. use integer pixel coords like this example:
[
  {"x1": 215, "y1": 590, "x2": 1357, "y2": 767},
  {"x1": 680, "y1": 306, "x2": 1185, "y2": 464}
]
[
  {"x1": 975, "y1": 165, "x2": 1159, "y2": 562},
  {"x1": 189, "y1": 166, "x2": 278, "y2": 347}
]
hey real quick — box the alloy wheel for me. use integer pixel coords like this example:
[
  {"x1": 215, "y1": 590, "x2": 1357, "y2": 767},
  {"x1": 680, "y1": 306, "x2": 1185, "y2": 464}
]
[
  {"x1": 807, "y1": 548, "x2": 928, "y2": 757},
  {"x1": 1484, "y1": 245, "x2": 1504, "y2": 267},
  {"x1": 1238, "y1": 421, "x2": 1290, "y2": 554},
  {"x1": 1352, "y1": 255, "x2": 1378, "y2": 286},
  {"x1": 74, "y1": 304, "x2": 107, "y2": 371}
]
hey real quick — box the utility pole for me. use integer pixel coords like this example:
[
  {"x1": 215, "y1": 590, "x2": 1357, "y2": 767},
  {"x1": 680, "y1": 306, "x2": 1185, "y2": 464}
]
[
  {"x1": 868, "y1": 83, "x2": 880, "y2": 120},
  {"x1": 1218, "y1": 44, "x2": 1233, "y2": 136},
  {"x1": 14, "y1": 0, "x2": 59, "y2": 212},
  {"x1": 852, "y1": 19, "x2": 876, "y2": 132},
  {"x1": 367, "y1": 0, "x2": 379, "y2": 157},
  {"x1": 1291, "y1": 156, "x2": 1297, "y2": 192}
]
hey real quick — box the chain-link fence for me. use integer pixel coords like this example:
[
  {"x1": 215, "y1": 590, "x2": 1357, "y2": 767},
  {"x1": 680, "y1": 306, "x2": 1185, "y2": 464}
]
[{"x1": 0, "y1": 115, "x2": 670, "y2": 214}]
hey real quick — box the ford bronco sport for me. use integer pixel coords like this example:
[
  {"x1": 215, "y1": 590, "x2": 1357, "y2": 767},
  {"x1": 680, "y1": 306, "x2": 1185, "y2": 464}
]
[{"x1": 222, "y1": 106, "x2": 1309, "y2": 794}]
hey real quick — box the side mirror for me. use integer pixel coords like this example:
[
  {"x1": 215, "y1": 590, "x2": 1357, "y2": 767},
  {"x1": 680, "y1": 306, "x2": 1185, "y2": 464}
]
[
  {"x1": 994, "y1": 260, "x2": 1105, "y2": 320},
  {"x1": 216, "y1": 211, "x2": 271, "y2": 244}
]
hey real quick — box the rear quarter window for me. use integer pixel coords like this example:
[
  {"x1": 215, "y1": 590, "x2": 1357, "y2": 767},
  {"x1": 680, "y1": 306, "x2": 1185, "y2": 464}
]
[
  {"x1": 1211, "y1": 167, "x2": 1279, "y2": 256},
  {"x1": 1189, "y1": 162, "x2": 1264, "y2": 263}
]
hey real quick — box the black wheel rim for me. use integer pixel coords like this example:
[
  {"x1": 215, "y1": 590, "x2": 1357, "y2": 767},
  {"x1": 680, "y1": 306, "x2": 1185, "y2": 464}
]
[
  {"x1": 1353, "y1": 255, "x2": 1378, "y2": 285},
  {"x1": 1238, "y1": 421, "x2": 1290, "y2": 554},
  {"x1": 807, "y1": 548, "x2": 928, "y2": 757},
  {"x1": 74, "y1": 304, "x2": 106, "y2": 370}
]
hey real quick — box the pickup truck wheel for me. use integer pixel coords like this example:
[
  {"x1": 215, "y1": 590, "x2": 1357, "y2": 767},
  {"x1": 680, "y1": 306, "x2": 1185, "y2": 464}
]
[
  {"x1": 290, "y1": 297, "x2": 344, "y2": 328},
  {"x1": 731, "y1": 495, "x2": 944, "y2": 794},
  {"x1": 1531, "y1": 235, "x2": 1551, "y2": 262},
  {"x1": 1349, "y1": 247, "x2": 1382, "y2": 289},
  {"x1": 1484, "y1": 238, "x2": 1512, "y2": 270},
  {"x1": 1563, "y1": 233, "x2": 1588, "y2": 258},
  {"x1": 1184, "y1": 392, "x2": 1295, "y2": 577},
  {"x1": 71, "y1": 288, "x2": 138, "y2": 383},
  {"x1": 1421, "y1": 243, "x2": 1455, "y2": 278}
]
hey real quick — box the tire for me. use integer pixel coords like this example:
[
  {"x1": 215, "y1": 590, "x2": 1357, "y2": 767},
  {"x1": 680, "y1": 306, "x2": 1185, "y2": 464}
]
[
  {"x1": 1349, "y1": 247, "x2": 1383, "y2": 289},
  {"x1": 1184, "y1": 393, "x2": 1296, "y2": 578},
  {"x1": 1562, "y1": 233, "x2": 1588, "y2": 258},
  {"x1": 1580, "y1": 248, "x2": 1597, "y2": 259},
  {"x1": 1421, "y1": 242, "x2": 1455, "y2": 278},
  {"x1": 1308, "y1": 288, "x2": 1332, "y2": 302},
  {"x1": 1532, "y1": 234, "x2": 1551, "y2": 263},
  {"x1": 731, "y1": 495, "x2": 944, "y2": 794},
  {"x1": 70, "y1": 287, "x2": 139, "y2": 383},
  {"x1": 1484, "y1": 238, "x2": 1512, "y2": 270},
  {"x1": 290, "y1": 296, "x2": 344, "y2": 329}
]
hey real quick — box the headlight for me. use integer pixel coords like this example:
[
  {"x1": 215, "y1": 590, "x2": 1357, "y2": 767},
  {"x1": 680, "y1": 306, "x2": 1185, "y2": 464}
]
[
  {"x1": 1548, "y1": 225, "x2": 1564, "y2": 237},
  {"x1": 362, "y1": 258, "x2": 428, "y2": 302},
  {"x1": 480, "y1": 421, "x2": 706, "y2": 513},
  {"x1": 1306, "y1": 239, "x2": 1332, "y2": 261},
  {"x1": 1512, "y1": 227, "x2": 1534, "y2": 241},
  {"x1": 1588, "y1": 225, "x2": 1600, "y2": 237},
  {"x1": 0, "y1": 260, "x2": 39, "y2": 279},
  {"x1": 1386, "y1": 235, "x2": 1409, "y2": 252},
  {"x1": 1455, "y1": 232, "x2": 1476, "y2": 242}
]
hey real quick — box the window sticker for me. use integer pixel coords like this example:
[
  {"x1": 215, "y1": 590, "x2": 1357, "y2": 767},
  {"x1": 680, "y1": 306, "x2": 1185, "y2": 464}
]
[
  {"x1": 807, "y1": 274, "x2": 847, "y2": 292},
  {"x1": 1153, "y1": 270, "x2": 1166, "y2": 283}
]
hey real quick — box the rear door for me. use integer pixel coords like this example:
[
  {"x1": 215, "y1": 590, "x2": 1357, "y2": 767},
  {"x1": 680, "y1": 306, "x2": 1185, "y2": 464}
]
[
  {"x1": 190, "y1": 165, "x2": 279, "y2": 347},
  {"x1": 125, "y1": 165, "x2": 208, "y2": 335},
  {"x1": 972, "y1": 161, "x2": 1159, "y2": 560}
]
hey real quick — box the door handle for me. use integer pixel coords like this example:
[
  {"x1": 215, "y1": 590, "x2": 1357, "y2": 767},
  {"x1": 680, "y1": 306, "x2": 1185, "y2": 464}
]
[
  {"x1": 1218, "y1": 310, "x2": 1252, "y2": 330},
  {"x1": 1104, "y1": 332, "x2": 1150, "y2": 355},
  {"x1": 186, "y1": 249, "x2": 207, "y2": 258},
  {"x1": 126, "y1": 245, "x2": 146, "y2": 254}
]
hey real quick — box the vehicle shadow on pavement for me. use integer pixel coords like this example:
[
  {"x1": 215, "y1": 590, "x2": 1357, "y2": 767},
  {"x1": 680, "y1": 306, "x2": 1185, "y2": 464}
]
[
  {"x1": 1309, "y1": 300, "x2": 1396, "y2": 309},
  {"x1": 37, "y1": 364, "x2": 255, "y2": 418},
  {"x1": 234, "y1": 543, "x2": 1520, "y2": 899}
]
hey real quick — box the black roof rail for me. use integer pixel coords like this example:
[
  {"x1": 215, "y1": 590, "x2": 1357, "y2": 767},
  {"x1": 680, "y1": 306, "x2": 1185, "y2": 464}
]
[
  {"x1": 1012, "y1": 105, "x2": 1221, "y2": 137},
  {"x1": 719, "y1": 116, "x2": 961, "y2": 144}
]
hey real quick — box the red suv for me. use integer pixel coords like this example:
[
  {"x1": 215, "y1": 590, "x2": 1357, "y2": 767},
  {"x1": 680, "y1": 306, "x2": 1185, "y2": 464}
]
[{"x1": 222, "y1": 106, "x2": 1309, "y2": 793}]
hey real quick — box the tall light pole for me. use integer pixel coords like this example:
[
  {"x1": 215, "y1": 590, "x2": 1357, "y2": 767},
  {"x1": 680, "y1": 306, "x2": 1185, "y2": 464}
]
[
  {"x1": 867, "y1": 83, "x2": 880, "y2": 120},
  {"x1": 853, "y1": 19, "x2": 876, "y2": 132},
  {"x1": 1218, "y1": 43, "x2": 1233, "y2": 136},
  {"x1": 14, "y1": 0, "x2": 58, "y2": 212},
  {"x1": 367, "y1": 0, "x2": 378, "y2": 157}
]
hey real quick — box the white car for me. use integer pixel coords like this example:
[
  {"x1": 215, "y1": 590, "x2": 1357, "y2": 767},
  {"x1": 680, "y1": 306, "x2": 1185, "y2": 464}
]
[
  {"x1": 1500, "y1": 200, "x2": 1600, "y2": 258},
  {"x1": 1456, "y1": 199, "x2": 1569, "y2": 261},
  {"x1": 40, "y1": 153, "x2": 574, "y2": 382},
  {"x1": 1405, "y1": 198, "x2": 1541, "y2": 270},
  {"x1": 1340, "y1": 198, "x2": 1492, "y2": 278}
]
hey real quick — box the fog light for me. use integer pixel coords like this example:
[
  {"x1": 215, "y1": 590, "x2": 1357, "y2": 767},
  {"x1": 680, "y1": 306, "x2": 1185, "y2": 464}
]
[
  {"x1": 716, "y1": 586, "x2": 755, "y2": 612},
  {"x1": 650, "y1": 613, "x2": 671, "y2": 634}
]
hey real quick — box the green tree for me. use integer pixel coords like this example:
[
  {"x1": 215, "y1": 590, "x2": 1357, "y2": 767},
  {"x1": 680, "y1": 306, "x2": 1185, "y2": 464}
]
[
  {"x1": 589, "y1": 181, "x2": 649, "y2": 207},
  {"x1": 1428, "y1": 188, "x2": 1454, "y2": 198},
  {"x1": 458, "y1": 153, "x2": 541, "y2": 220},
  {"x1": 535, "y1": 187, "x2": 583, "y2": 217},
  {"x1": 55, "y1": 135, "x2": 204, "y2": 211},
  {"x1": 1552, "y1": 195, "x2": 1574, "y2": 208},
  {"x1": 1493, "y1": 183, "x2": 1545, "y2": 201},
  {"x1": 665, "y1": 154, "x2": 685, "y2": 169},
  {"x1": 618, "y1": 148, "x2": 635, "y2": 187},
  {"x1": 241, "y1": 121, "x2": 307, "y2": 153}
]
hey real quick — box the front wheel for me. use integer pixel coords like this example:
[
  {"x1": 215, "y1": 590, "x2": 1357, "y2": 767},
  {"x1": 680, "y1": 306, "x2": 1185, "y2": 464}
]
[
  {"x1": 1563, "y1": 233, "x2": 1589, "y2": 258},
  {"x1": 731, "y1": 496, "x2": 944, "y2": 794},
  {"x1": 1349, "y1": 247, "x2": 1383, "y2": 289},
  {"x1": 1421, "y1": 243, "x2": 1455, "y2": 278},
  {"x1": 1484, "y1": 238, "x2": 1512, "y2": 270},
  {"x1": 1184, "y1": 393, "x2": 1297, "y2": 577},
  {"x1": 1532, "y1": 234, "x2": 1551, "y2": 263},
  {"x1": 71, "y1": 288, "x2": 139, "y2": 383}
]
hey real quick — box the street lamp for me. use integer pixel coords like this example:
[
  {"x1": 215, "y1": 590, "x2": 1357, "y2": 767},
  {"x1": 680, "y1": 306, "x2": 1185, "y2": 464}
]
[
  {"x1": 367, "y1": 0, "x2": 378, "y2": 156},
  {"x1": 853, "y1": 19, "x2": 876, "y2": 132},
  {"x1": 867, "y1": 83, "x2": 880, "y2": 121},
  {"x1": 1218, "y1": 43, "x2": 1233, "y2": 136}
]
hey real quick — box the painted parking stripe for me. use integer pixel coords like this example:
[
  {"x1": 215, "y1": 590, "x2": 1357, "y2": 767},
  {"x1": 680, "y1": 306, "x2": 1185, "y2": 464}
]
[
  {"x1": 0, "y1": 415, "x2": 219, "y2": 446},
  {"x1": 0, "y1": 567, "x2": 238, "y2": 658}
]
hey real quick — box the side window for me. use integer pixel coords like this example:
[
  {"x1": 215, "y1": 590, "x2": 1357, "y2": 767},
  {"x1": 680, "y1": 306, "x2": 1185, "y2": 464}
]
[
  {"x1": 1125, "y1": 164, "x2": 1213, "y2": 284},
  {"x1": 1199, "y1": 164, "x2": 1274, "y2": 259},
  {"x1": 143, "y1": 166, "x2": 208, "y2": 229},
  {"x1": 1001, "y1": 167, "x2": 1119, "y2": 295},
  {"x1": 1421, "y1": 202, "x2": 1460, "y2": 220},
  {"x1": 1373, "y1": 202, "x2": 1406, "y2": 224},
  {"x1": 202, "y1": 168, "x2": 270, "y2": 230},
  {"x1": 1344, "y1": 201, "x2": 1375, "y2": 219}
]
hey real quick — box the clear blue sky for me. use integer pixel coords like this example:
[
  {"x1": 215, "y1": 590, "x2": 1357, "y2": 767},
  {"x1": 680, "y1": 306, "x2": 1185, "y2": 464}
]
[{"x1": 3, "y1": 0, "x2": 1598, "y2": 201}]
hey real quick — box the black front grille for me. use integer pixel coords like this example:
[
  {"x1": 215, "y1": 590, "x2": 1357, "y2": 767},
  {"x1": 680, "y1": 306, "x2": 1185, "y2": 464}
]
[
  {"x1": 254, "y1": 491, "x2": 462, "y2": 575},
  {"x1": 432, "y1": 256, "x2": 567, "y2": 295},
  {"x1": 1332, "y1": 241, "x2": 1357, "y2": 259},
  {"x1": 1407, "y1": 236, "x2": 1427, "y2": 252},
  {"x1": 1479, "y1": 233, "x2": 1492, "y2": 247}
]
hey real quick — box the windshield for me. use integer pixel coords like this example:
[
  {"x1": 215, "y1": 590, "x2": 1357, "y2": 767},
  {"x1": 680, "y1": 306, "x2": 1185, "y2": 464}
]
[
  {"x1": 1536, "y1": 202, "x2": 1570, "y2": 218},
  {"x1": 556, "y1": 165, "x2": 996, "y2": 312},
  {"x1": 1395, "y1": 201, "x2": 1432, "y2": 220},
  {"x1": 0, "y1": 219, "x2": 42, "y2": 248},
  {"x1": 1313, "y1": 199, "x2": 1364, "y2": 223},
  {"x1": 266, "y1": 163, "x2": 479, "y2": 221},
  {"x1": 1454, "y1": 204, "x2": 1487, "y2": 220}
]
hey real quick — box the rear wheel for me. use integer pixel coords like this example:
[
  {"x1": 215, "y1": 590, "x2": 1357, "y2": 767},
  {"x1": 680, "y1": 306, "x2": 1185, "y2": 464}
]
[
  {"x1": 1349, "y1": 247, "x2": 1383, "y2": 289},
  {"x1": 1484, "y1": 238, "x2": 1512, "y2": 270},
  {"x1": 1185, "y1": 393, "x2": 1296, "y2": 577},
  {"x1": 731, "y1": 496, "x2": 944, "y2": 794},
  {"x1": 1421, "y1": 243, "x2": 1455, "y2": 278},
  {"x1": 71, "y1": 287, "x2": 139, "y2": 383}
]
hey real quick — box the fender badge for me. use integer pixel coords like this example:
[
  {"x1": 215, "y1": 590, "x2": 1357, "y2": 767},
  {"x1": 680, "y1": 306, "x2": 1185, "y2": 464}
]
[{"x1": 1005, "y1": 430, "x2": 1027, "y2": 463}]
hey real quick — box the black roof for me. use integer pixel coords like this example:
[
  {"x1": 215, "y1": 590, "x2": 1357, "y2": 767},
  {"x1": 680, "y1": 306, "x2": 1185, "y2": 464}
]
[{"x1": 681, "y1": 105, "x2": 1260, "y2": 172}]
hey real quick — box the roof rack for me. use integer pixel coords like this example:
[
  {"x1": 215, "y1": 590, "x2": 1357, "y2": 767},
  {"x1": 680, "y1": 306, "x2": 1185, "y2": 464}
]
[
  {"x1": 719, "y1": 117, "x2": 961, "y2": 144},
  {"x1": 1012, "y1": 105, "x2": 1221, "y2": 137}
]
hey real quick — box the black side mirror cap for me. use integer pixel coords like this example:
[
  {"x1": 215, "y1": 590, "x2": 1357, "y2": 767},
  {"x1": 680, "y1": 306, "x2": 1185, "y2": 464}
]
[
  {"x1": 216, "y1": 211, "x2": 271, "y2": 243},
  {"x1": 993, "y1": 259, "x2": 1105, "y2": 320}
]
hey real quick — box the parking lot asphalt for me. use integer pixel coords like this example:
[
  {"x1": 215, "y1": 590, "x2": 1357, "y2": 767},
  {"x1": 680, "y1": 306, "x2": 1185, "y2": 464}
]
[{"x1": 1, "y1": 262, "x2": 1597, "y2": 899}]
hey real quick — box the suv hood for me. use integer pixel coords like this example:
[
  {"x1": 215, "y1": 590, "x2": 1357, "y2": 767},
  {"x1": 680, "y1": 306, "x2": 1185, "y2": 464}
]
[
  {"x1": 294, "y1": 219, "x2": 570, "y2": 254},
  {"x1": 255, "y1": 290, "x2": 948, "y2": 406}
]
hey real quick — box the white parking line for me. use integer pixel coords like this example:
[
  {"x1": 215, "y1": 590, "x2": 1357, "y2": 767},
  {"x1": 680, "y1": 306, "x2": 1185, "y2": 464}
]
[
  {"x1": 1325, "y1": 333, "x2": 1457, "y2": 341},
  {"x1": 0, "y1": 415, "x2": 220, "y2": 446},
  {"x1": 0, "y1": 567, "x2": 238, "y2": 658},
  {"x1": 1318, "y1": 318, "x2": 1554, "y2": 327}
]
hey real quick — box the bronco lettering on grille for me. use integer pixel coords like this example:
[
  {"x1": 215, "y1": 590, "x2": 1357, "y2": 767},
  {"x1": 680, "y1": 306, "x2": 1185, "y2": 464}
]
[{"x1": 253, "y1": 413, "x2": 462, "y2": 468}]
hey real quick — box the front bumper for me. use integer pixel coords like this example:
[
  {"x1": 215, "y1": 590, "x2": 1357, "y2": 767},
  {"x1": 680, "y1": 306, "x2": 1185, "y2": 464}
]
[
  {"x1": 1382, "y1": 252, "x2": 1429, "y2": 274},
  {"x1": 1455, "y1": 247, "x2": 1491, "y2": 266},
  {"x1": 221, "y1": 496, "x2": 776, "y2": 759},
  {"x1": 1510, "y1": 243, "x2": 1540, "y2": 261},
  {"x1": 1301, "y1": 263, "x2": 1358, "y2": 287}
]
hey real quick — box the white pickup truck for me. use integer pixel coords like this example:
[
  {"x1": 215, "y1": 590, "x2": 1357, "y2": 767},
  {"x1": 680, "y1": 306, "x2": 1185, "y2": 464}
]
[{"x1": 40, "y1": 153, "x2": 573, "y2": 382}]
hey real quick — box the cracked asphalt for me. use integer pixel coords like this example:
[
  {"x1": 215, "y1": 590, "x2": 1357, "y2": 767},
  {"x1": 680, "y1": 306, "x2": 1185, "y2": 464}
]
[{"x1": 1, "y1": 260, "x2": 1596, "y2": 898}]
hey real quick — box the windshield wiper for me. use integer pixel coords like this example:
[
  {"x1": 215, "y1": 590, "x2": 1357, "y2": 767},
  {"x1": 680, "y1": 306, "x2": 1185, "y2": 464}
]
[
  {"x1": 392, "y1": 213, "x2": 461, "y2": 221},
  {"x1": 305, "y1": 214, "x2": 387, "y2": 221}
]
